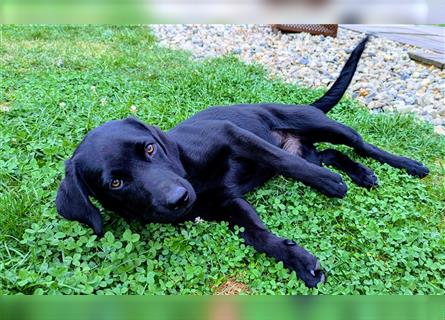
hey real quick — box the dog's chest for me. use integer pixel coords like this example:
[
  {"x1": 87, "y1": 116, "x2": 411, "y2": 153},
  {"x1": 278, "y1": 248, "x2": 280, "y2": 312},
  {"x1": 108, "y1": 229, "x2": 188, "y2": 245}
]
[{"x1": 271, "y1": 130, "x2": 302, "y2": 156}]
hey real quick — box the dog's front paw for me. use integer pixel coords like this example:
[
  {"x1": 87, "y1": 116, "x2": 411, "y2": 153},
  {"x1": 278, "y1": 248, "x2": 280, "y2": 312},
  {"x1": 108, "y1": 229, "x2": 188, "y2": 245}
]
[
  {"x1": 319, "y1": 172, "x2": 348, "y2": 198},
  {"x1": 300, "y1": 259, "x2": 325, "y2": 288},
  {"x1": 404, "y1": 159, "x2": 429, "y2": 178},
  {"x1": 283, "y1": 240, "x2": 325, "y2": 288},
  {"x1": 350, "y1": 164, "x2": 379, "y2": 188}
]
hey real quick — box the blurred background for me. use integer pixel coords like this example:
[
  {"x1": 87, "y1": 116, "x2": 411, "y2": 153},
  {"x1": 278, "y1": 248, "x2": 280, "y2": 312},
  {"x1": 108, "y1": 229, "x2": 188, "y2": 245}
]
[
  {"x1": 0, "y1": 0, "x2": 444, "y2": 23},
  {"x1": 1, "y1": 296, "x2": 445, "y2": 320}
]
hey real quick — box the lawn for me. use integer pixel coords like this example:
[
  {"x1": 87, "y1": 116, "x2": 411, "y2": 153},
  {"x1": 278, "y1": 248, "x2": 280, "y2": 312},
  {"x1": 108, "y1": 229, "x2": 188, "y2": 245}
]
[{"x1": 1, "y1": 25, "x2": 444, "y2": 294}]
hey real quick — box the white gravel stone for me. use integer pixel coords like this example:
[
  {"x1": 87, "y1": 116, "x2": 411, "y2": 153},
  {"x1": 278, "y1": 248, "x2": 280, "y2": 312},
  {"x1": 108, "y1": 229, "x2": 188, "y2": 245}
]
[
  {"x1": 151, "y1": 24, "x2": 445, "y2": 131},
  {"x1": 434, "y1": 126, "x2": 445, "y2": 136},
  {"x1": 399, "y1": 105, "x2": 415, "y2": 113}
]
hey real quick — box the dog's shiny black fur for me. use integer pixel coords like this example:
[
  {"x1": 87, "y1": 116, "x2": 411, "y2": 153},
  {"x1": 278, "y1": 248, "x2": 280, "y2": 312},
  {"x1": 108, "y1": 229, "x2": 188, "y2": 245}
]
[{"x1": 56, "y1": 37, "x2": 429, "y2": 287}]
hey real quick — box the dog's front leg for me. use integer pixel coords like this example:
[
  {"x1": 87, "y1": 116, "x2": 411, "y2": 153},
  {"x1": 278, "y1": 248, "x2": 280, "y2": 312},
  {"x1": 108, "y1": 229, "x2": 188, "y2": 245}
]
[
  {"x1": 222, "y1": 122, "x2": 347, "y2": 198},
  {"x1": 222, "y1": 198, "x2": 325, "y2": 288}
]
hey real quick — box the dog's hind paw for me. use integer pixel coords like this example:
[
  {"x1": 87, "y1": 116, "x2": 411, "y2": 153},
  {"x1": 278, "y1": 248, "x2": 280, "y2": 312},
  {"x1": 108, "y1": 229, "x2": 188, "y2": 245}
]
[{"x1": 404, "y1": 159, "x2": 429, "y2": 178}]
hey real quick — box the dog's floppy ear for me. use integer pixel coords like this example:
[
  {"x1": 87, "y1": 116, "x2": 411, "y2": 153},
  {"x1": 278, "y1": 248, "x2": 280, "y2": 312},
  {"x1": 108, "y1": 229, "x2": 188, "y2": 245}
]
[
  {"x1": 149, "y1": 125, "x2": 186, "y2": 174},
  {"x1": 55, "y1": 159, "x2": 103, "y2": 236},
  {"x1": 124, "y1": 117, "x2": 184, "y2": 170}
]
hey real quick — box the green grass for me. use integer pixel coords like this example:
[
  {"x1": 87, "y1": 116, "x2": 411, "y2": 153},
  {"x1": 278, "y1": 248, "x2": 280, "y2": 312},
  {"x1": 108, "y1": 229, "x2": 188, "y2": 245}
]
[{"x1": 1, "y1": 25, "x2": 444, "y2": 295}]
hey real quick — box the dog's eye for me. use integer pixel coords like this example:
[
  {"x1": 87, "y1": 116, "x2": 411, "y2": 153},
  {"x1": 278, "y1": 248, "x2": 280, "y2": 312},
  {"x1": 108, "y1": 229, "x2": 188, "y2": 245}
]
[
  {"x1": 145, "y1": 143, "x2": 156, "y2": 156},
  {"x1": 110, "y1": 179, "x2": 123, "y2": 189}
]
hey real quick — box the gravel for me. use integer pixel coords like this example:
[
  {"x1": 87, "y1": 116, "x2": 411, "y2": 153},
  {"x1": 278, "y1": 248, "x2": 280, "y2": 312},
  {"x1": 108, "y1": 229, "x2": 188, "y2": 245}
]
[{"x1": 151, "y1": 25, "x2": 445, "y2": 134}]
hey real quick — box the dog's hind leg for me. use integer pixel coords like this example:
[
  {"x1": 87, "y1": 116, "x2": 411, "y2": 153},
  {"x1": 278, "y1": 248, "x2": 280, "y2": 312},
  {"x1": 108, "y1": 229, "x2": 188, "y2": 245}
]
[
  {"x1": 314, "y1": 120, "x2": 429, "y2": 178},
  {"x1": 221, "y1": 198, "x2": 325, "y2": 288},
  {"x1": 318, "y1": 149, "x2": 378, "y2": 188}
]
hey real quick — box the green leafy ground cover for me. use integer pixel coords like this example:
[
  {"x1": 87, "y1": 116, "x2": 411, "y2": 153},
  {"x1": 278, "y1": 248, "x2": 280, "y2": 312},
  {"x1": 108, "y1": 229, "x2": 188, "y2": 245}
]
[{"x1": 1, "y1": 25, "x2": 444, "y2": 294}]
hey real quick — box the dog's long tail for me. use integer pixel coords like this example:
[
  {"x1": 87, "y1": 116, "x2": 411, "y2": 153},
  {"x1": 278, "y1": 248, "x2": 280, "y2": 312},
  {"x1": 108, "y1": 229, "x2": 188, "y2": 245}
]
[{"x1": 311, "y1": 36, "x2": 369, "y2": 113}]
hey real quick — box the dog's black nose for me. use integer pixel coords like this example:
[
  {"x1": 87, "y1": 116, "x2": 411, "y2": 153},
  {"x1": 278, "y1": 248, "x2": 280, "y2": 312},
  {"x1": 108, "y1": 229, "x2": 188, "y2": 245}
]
[{"x1": 166, "y1": 186, "x2": 189, "y2": 210}]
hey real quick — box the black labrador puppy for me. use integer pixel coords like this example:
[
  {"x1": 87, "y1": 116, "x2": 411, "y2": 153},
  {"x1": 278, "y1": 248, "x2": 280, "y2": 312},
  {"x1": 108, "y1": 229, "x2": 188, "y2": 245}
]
[{"x1": 56, "y1": 37, "x2": 429, "y2": 288}]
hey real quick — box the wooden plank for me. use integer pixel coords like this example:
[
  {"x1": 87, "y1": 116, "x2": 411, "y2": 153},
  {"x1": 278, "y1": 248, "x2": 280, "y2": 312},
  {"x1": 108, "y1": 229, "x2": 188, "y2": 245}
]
[
  {"x1": 342, "y1": 25, "x2": 437, "y2": 36},
  {"x1": 341, "y1": 24, "x2": 445, "y2": 68},
  {"x1": 380, "y1": 25, "x2": 445, "y2": 37},
  {"x1": 342, "y1": 24, "x2": 445, "y2": 36},
  {"x1": 340, "y1": 24, "x2": 445, "y2": 54},
  {"x1": 408, "y1": 51, "x2": 445, "y2": 69},
  {"x1": 413, "y1": 25, "x2": 445, "y2": 36},
  {"x1": 381, "y1": 34, "x2": 444, "y2": 53}
]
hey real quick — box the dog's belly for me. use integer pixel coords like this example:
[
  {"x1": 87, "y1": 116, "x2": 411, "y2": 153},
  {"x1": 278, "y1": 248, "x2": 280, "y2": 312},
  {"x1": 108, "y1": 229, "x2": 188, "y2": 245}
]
[{"x1": 271, "y1": 130, "x2": 303, "y2": 156}]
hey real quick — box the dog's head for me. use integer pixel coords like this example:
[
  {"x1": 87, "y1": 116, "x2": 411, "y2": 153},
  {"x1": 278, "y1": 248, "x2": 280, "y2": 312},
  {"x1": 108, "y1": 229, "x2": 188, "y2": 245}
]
[{"x1": 55, "y1": 117, "x2": 196, "y2": 236}]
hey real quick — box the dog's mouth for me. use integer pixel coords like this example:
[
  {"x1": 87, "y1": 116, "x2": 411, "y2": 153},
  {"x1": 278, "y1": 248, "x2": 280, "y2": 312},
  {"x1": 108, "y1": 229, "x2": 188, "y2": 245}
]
[
  {"x1": 171, "y1": 192, "x2": 190, "y2": 211},
  {"x1": 170, "y1": 192, "x2": 195, "y2": 215},
  {"x1": 177, "y1": 200, "x2": 194, "y2": 216},
  {"x1": 146, "y1": 188, "x2": 196, "y2": 223}
]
